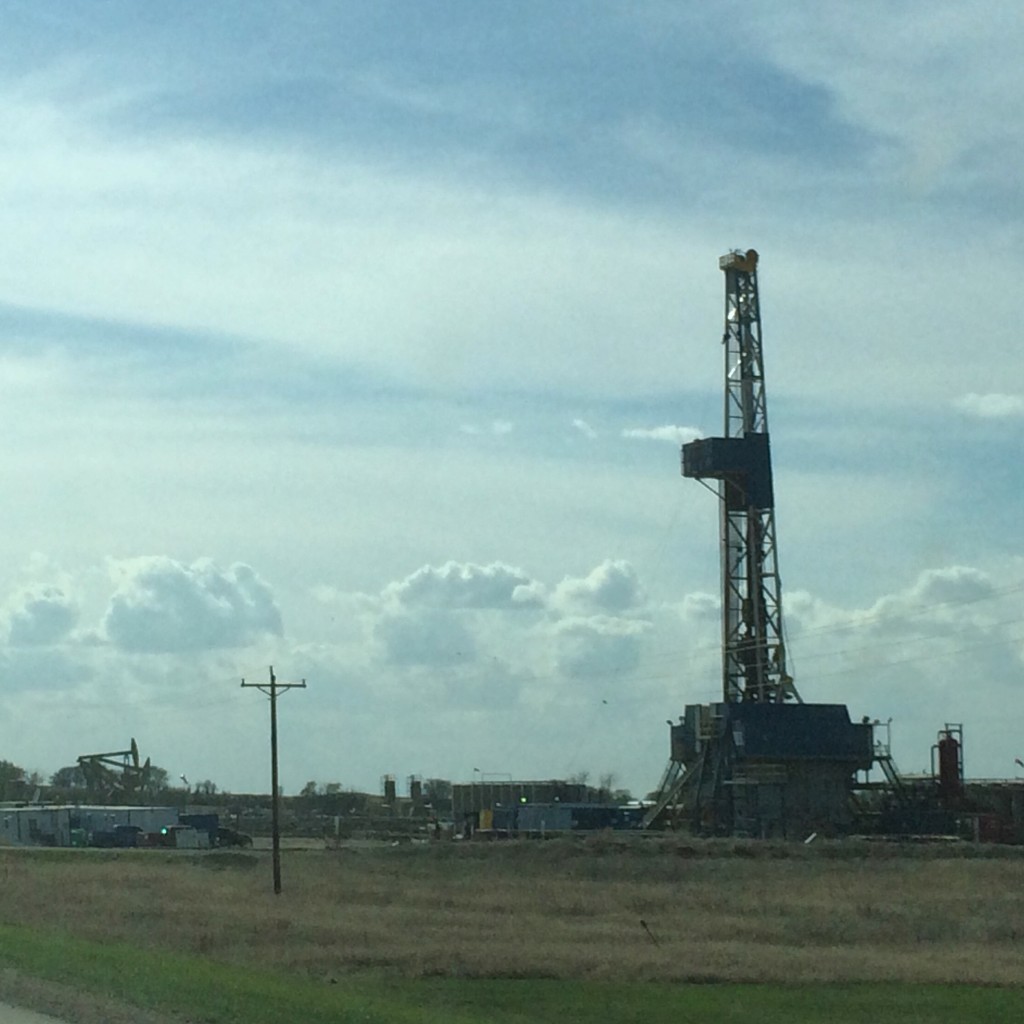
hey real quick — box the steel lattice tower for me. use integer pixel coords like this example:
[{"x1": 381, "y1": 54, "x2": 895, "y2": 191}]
[
  {"x1": 642, "y1": 248, "x2": 870, "y2": 836},
  {"x1": 682, "y1": 249, "x2": 799, "y2": 704}
]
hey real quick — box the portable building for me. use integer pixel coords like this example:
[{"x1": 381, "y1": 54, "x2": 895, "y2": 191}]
[{"x1": 0, "y1": 805, "x2": 179, "y2": 847}]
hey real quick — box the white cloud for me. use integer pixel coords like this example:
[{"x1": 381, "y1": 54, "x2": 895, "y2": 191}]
[
  {"x1": 3, "y1": 585, "x2": 77, "y2": 646},
  {"x1": 680, "y1": 591, "x2": 718, "y2": 623},
  {"x1": 359, "y1": 560, "x2": 652, "y2": 690},
  {"x1": 784, "y1": 566, "x2": 1024, "y2": 739},
  {"x1": 953, "y1": 393, "x2": 1024, "y2": 419},
  {"x1": 369, "y1": 561, "x2": 546, "y2": 670},
  {"x1": 102, "y1": 557, "x2": 282, "y2": 653},
  {"x1": 553, "y1": 615, "x2": 649, "y2": 680},
  {"x1": 374, "y1": 608, "x2": 476, "y2": 668},
  {"x1": 622, "y1": 425, "x2": 702, "y2": 445},
  {"x1": 572, "y1": 418, "x2": 597, "y2": 439},
  {"x1": 551, "y1": 561, "x2": 645, "y2": 616},
  {"x1": 382, "y1": 562, "x2": 539, "y2": 611},
  {"x1": 788, "y1": 567, "x2": 1009, "y2": 655},
  {"x1": 891, "y1": 565, "x2": 997, "y2": 611},
  {"x1": 0, "y1": 547, "x2": 1019, "y2": 797}
]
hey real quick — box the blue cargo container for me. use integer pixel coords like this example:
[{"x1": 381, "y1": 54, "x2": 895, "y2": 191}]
[{"x1": 515, "y1": 803, "x2": 644, "y2": 833}]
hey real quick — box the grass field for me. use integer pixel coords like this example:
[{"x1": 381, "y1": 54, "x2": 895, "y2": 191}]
[{"x1": 0, "y1": 836, "x2": 1022, "y2": 1022}]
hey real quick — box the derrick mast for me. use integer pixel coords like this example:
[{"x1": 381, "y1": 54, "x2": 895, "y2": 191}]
[
  {"x1": 682, "y1": 249, "x2": 798, "y2": 704},
  {"x1": 643, "y1": 248, "x2": 872, "y2": 837}
]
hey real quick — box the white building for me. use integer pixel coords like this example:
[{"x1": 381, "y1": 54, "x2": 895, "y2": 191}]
[{"x1": 0, "y1": 804, "x2": 179, "y2": 847}]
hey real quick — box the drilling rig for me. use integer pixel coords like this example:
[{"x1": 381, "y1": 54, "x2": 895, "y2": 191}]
[{"x1": 645, "y1": 249, "x2": 872, "y2": 838}]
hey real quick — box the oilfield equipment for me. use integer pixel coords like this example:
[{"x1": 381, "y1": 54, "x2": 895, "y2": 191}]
[
  {"x1": 410, "y1": 248, "x2": 1023, "y2": 843},
  {"x1": 645, "y1": 250, "x2": 895, "y2": 837},
  {"x1": 641, "y1": 249, "x2": 1022, "y2": 842},
  {"x1": 76, "y1": 738, "x2": 153, "y2": 804},
  {"x1": 5, "y1": 249, "x2": 1022, "y2": 847}
]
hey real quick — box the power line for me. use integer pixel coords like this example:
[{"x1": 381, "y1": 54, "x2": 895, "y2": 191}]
[{"x1": 783, "y1": 577, "x2": 1024, "y2": 642}]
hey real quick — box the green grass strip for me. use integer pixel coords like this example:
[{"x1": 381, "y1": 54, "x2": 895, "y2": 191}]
[
  {"x1": 411, "y1": 978, "x2": 1024, "y2": 1024},
  {"x1": 0, "y1": 923, "x2": 448, "y2": 1024},
  {"x1": 0, "y1": 923, "x2": 1022, "y2": 1024}
]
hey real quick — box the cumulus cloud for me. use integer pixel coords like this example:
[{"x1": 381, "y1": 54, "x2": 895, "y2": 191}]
[
  {"x1": 550, "y1": 560, "x2": 644, "y2": 615},
  {"x1": 370, "y1": 565, "x2": 544, "y2": 667},
  {"x1": 572, "y1": 418, "x2": 598, "y2": 439},
  {"x1": 369, "y1": 561, "x2": 545, "y2": 669},
  {"x1": 364, "y1": 559, "x2": 652, "y2": 682},
  {"x1": 785, "y1": 568, "x2": 1003, "y2": 647},
  {"x1": 680, "y1": 591, "x2": 719, "y2": 623},
  {"x1": 374, "y1": 608, "x2": 476, "y2": 667},
  {"x1": 553, "y1": 616, "x2": 648, "y2": 679},
  {"x1": 866, "y1": 565, "x2": 997, "y2": 624},
  {"x1": 3, "y1": 586, "x2": 77, "y2": 646},
  {"x1": 347, "y1": 559, "x2": 651, "y2": 626},
  {"x1": 782, "y1": 565, "x2": 1022, "y2": 723},
  {"x1": 953, "y1": 393, "x2": 1024, "y2": 419},
  {"x1": 382, "y1": 561, "x2": 540, "y2": 610},
  {"x1": 102, "y1": 557, "x2": 282, "y2": 653},
  {"x1": 622, "y1": 425, "x2": 702, "y2": 445},
  {"x1": 538, "y1": 563, "x2": 652, "y2": 684}
]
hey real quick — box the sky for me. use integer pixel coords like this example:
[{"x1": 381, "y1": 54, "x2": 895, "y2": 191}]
[{"x1": 0, "y1": 1, "x2": 1021, "y2": 799}]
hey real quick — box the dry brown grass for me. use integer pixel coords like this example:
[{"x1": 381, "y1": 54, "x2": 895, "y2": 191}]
[{"x1": 2, "y1": 837, "x2": 1023, "y2": 985}]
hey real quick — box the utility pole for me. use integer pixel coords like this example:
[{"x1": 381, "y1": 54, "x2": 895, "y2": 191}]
[{"x1": 242, "y1": 666, "x2": 306, "y2": 894}]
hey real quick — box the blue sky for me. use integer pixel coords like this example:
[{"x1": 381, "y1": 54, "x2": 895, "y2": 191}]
[{"x1": 0, "y1": 1, "x2": 1021, "y2": 797}]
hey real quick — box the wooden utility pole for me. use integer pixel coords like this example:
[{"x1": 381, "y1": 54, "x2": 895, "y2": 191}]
[{"x1": 242, "y1": 666, "x2": 306, "y2": 894}]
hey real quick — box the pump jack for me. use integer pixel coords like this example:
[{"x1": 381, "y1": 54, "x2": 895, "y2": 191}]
[{"x1": 77, "y1": 738, "x2": 152, "y2": 803}]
